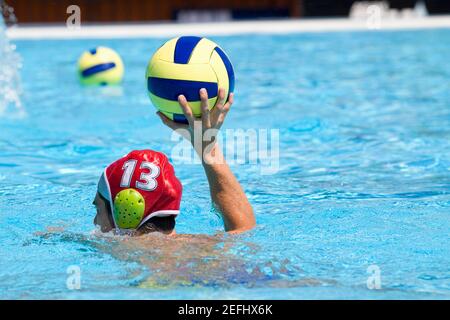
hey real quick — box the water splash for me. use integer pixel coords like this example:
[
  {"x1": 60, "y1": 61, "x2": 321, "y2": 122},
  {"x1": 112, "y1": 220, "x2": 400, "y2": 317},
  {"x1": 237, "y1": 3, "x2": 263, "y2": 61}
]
[{"x1": 0, "y1": 2, "x2": 25, "y2": 118}]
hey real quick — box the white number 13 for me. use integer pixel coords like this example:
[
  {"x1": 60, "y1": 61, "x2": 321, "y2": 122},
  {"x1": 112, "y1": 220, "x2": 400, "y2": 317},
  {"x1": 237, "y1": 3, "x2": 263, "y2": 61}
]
[{"x1": 120, "y1": 159, "x2": 160, "y2": 191}]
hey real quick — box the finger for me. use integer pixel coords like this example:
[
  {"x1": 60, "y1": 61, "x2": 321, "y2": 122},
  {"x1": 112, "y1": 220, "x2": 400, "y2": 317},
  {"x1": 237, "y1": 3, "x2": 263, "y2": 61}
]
[
  {"x1": 211, "y1": 88, "x2": 227, "y2": 123},
  {"x1": 178, "y1": 94, "x2": 195, "y2": 127},
  {"x1": 215, "y1": 88, "x2": 226, "y2": 110},
  {"x1": 216, "y1": 91, "x2": 233, "y2": 114},
  {"x1": 225, "y1": 92, "x2": 234, "y2": 110},
  {"x1": 200, "y1": 88, "x2": 211, "y2": 128},
  {"x1": 157, "y1": 112, "x2": 190, "y2": 140},
  {"x1": 157, "y1": 112, "x2": 185, "y2": 131},
  {"x1": 215, "y1": 93, "x2": 233, "y2": 127}
]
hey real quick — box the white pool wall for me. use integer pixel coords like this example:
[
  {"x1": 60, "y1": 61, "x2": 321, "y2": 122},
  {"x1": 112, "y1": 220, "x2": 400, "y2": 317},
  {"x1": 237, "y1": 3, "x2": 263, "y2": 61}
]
[{"x1": 6, "y1": 16, "x2": 450, "y2": 40}]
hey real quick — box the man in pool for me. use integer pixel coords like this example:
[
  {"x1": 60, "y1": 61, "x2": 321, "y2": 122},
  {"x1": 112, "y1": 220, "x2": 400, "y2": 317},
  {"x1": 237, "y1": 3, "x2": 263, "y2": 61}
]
[{"x1": 93, "y1": 88, "x2": 256, "y2": 235}]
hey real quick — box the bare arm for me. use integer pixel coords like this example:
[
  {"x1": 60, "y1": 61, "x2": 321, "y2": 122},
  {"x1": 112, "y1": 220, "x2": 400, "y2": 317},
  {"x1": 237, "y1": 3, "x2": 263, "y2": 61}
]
[
  {"x1": 157, "y1": 88, "x2": 256, "y2": 233},
  {"x1": 202, "y1": 144, "x2": 255, "y2": 232}
]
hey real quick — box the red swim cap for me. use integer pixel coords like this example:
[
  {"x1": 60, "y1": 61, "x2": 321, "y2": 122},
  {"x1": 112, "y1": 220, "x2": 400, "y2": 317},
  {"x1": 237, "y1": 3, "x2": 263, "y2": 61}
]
[{"x1": 97, "y1": 150, "x2": 182, "y2": 230}]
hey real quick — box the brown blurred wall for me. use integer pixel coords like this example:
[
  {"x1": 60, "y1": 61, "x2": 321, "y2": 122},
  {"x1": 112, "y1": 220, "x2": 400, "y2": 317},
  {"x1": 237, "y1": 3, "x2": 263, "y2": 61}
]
[{"x1": 6, "y1": 0, "x2": 303, "y2": 24}]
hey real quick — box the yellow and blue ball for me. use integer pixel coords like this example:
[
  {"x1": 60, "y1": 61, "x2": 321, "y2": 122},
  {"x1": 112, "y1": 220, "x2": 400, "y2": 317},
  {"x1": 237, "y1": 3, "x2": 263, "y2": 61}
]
[
  {"x1": 77, "y1": 46, "x2": 124, "y2": 86},
  {"x1": 146, "y1": 36, "x2": 235, "y2": 123}
]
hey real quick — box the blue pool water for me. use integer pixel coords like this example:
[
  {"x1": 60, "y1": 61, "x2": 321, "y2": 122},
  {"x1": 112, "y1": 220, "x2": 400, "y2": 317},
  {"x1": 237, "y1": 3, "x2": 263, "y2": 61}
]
[{"x1": 0, "y1": 28, "x2": 449, "y2": 299}]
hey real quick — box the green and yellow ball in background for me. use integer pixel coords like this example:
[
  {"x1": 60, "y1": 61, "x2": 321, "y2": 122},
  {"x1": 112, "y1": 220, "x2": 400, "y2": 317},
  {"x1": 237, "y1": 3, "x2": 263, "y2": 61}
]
[{"x1": 78, "y1": 46, "x2": 124, "y2": 86}]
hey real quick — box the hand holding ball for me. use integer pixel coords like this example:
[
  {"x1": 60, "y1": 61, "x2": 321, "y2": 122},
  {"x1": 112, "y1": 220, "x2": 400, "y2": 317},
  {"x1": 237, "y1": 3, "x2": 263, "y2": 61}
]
[{"x1": 146, "y1": 36, "x2": 235, "y2": 123}]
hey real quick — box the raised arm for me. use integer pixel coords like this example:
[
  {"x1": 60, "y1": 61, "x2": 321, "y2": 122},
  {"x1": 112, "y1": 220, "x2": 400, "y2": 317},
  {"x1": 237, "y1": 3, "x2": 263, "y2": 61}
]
[
  {"x1": 202, "y1": 143, "x2": 255, "y2": 233},
  {"x1": 157, "y1": 88, "x2": 256, "y2": 233}
]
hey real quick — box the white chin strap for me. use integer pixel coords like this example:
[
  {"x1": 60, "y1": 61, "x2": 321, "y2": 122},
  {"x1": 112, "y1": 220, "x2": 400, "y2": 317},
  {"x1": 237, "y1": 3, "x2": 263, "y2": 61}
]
[
  {"x1": 97, "y1": 170, "x2": 118, "y2": 228},
  {"x1": 97, "y1": 171, "x2": 111, "y2": 202}
]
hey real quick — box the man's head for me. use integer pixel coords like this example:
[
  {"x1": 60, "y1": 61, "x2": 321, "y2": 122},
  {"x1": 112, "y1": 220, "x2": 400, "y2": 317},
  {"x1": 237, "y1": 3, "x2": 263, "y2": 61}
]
[{"x1": 93, "y1": 150, "x2": 182, "y2": 235}]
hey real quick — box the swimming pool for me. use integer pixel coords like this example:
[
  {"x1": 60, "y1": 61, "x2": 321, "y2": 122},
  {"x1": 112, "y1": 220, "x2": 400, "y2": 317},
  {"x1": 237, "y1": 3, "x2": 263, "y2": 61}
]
[{"x1": 0, "y1": 26, "x2": 449, "y2": 299}]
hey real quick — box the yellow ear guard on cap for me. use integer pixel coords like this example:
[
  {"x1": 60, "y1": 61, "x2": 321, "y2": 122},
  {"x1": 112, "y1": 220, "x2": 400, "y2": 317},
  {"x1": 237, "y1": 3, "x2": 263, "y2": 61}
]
[{"x1": 113, "y1": 189, "x2": 145, "y2": 229}]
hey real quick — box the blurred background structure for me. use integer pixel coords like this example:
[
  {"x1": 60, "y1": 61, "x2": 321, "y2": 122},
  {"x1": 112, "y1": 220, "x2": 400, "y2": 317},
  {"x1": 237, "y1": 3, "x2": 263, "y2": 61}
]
[{"x1": 3, "y1": 0, "x2": 450, "y2": 24}]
